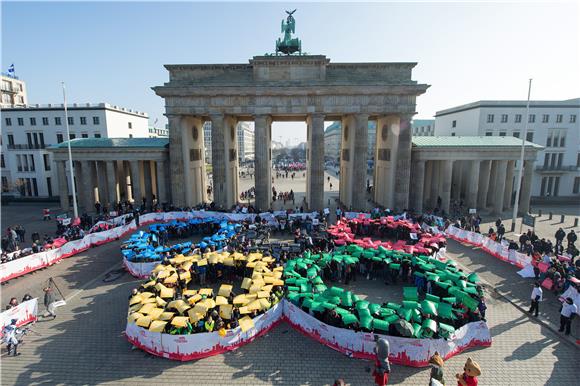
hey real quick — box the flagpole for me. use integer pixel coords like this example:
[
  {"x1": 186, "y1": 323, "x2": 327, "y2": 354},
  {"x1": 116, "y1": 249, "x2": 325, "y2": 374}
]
[
  {"x1": 62, "y1": 82, "x2": 79, "y2": 218},
  {"x1": 511, "y1": 78, "x2": 532, "y2": 233}
]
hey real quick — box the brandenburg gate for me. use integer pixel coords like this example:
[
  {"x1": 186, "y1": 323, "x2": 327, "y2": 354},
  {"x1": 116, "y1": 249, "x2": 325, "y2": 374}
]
[{"x1": 154, "y1": 12, "x2": 428, "y2": 211}]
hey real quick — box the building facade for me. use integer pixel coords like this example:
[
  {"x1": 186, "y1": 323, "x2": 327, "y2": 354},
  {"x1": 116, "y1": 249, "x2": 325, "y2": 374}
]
[
  {"x1": 1, "y1": 74, "x2": 27, "y2": 108},
  {"x1": 148, "y1": 126, "x2": 169, "y2": 137},
  {"x1": 1, "y1": 103, "x2": 149, "y2": 197},
  {"x1": 434, "y1": 99, "x2": 580, "y2": 201},
  {"x1": 411, "y1": 119, "x2": 435, "y2": 136}
]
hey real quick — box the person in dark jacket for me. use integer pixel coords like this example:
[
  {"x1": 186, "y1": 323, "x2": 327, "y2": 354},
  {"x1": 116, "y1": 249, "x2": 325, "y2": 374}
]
[{"x1": 43, "y1": 287, "x2": 56, "y2": 319}]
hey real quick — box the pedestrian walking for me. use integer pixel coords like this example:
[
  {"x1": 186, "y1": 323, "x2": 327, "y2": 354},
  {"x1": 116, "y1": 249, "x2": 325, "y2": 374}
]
[
  {"x1": 43, "y1": 287, "x2": 57, "y2": 319},
  {"x1": 373, "y1": 336, "x2": 390, "y2": 385},
  {"x1": 558, "y1": 297, "x2": 577, "y2": 335},
  {"x1": 2, "y1": 319, "x2": 22, "y2": 357},
  {"x1": 528, "y1": 282, "x2": 542, "y2": 317}
]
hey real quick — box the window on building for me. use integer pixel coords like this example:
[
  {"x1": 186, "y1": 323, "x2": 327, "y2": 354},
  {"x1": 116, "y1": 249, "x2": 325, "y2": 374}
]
[
  {"x1": 540, "y1": 177, "x2": 547, "y2": 196},
  {"x1": 29, "y1": 155, "x2": 35, "y2": 171},
  {"x1": 451, "y1": 132, "x2": 456, "y2": 136},
  {"x1": 556, "y1": 114, "x2": 563, "y2": 123},
  {"x1": 574, "y1": 177, "x2": 580, "y2": 194},
  {"x1": 43, "y1": 154, "x2": 51, "y2": 171},
  {"x1": 80, "y1": 116, "x2": 87, "y2": 125},
  {"x1": 16, "y1": 155, "x2": 22, "y2": 172},
  {"x1": 39, "y1": 133, "x2": 45, "y2": 148},
  {"x1": 128, "y1": 122, "x2": 133, "y2": 129},
  {"x1": 93, "y1": 116, "x2": 100, "y2": 125},
  {"x1": 1, "y1": 154, "x2": 4, "y2": 168},
  {"x1": 55, "y1": 117, "x2": 61, "y2": 125},
  {"x1": 46, "y1": 177, "x2": 53, "y2": 196},
  {"x1": 560, "y1": 135, "x2": 566, "y2": 147},
  {"x1": 7, "y1": 134, "x2": 14, "y2": 146},
  {"x1": 56, "y1": 133, "x2": 64, "y2": 143},
  {"x1": 515, "y1": 114, "x2": 522, "y2": 123},
  {"x1": 542, "y1": 114, "x2": 549, "y2": 123},
  {"x1": 526, "y1": 132, "x2": 534, "y2": 142},
  {"x1": 17, "y1": 117, "x2": 24, "y2": 126},
  {"x1": 543, "y1": 153, "x2": 550, "y2": 168},
  {"x1": 81, "y1": 133, "x2": 88, "y2": 138},
  {"x1": 69, "y1": 133, "x2": 76, "y2": 140},
  {"x1": 501, "y1": 114, "x2": 508, "y2": 123},
  {"x1": 499, "y1": 132, "x2": 506, "y2": 136},
  {"x1": 554, "y1": 176, "x2": 560, "y2": 196},
  {"x1": 577, "y1": 153, "x2": 580, "y2": 167},
  {"x1": 557, "y1": 153, "x2": 563, "y2": 168},
  {"x1": 129, "y1": 134, "x2": 133, "y2": 138},
  {"x1": 67, "y1": 116, "x2": 74, "y2": 125},
  {"x1": 30, "y1": 117, "x2": 36, "y2": 126},
  {"x1": 452, "y1": 120, "x2": 456, "y2": 128},
  {"x1": 553, "y1": 132, "x2": 559, "y2": 147},
  {"x1": 1, "y1": 176, "x2": 8, "y2": 192},
  {"x1": 94, "y1": 133, "x2": 101, "y2": 138},
  {"x1": 485, "y1": 132, "x2": 493, "y2": 136},
  {"x1": 550, "y1": 153, "x2": 557, "y2": 168},
  {"x1": 571, "y1": 115, "x2": 577, "y2": 123},
  {"x1": 546, "y1": 135, "x2": 552, "y2": 147},
  {"x1": 22, "y1": 155, "x2": 28, "y2": 171},
  {"x1": 5, "y1": 117, "x2": 12, "y2": 126},
  {"x1": 487, "y1": 114, "x2": 494, "y2": 123},
  {"x1": 513, "y1": 131, "x2": 520, "y2": 138},
  {"x1": 27, "y1": 132, "x2": 33, "y2": 147},
  {"x1": 42, "y1": 117, "x2": 49, "y2": 125},
  {"x1": 32, "y1": 178, "x2": 38, "y2": 196}
]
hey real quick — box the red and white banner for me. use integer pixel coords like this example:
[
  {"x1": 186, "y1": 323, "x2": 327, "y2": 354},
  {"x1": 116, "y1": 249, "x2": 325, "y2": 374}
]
[
  {"x1": 123, "y1": 258, "x2": 159, "y2": 279},
  {"x1": 445, "y1": 226, "x2": 532, "y2": 269},
  {"x1": 125, "y1": 301, "x2": 284, "y2": 361},
  {"x1": 125, "y1": 300, "x2": 491, "y2": 366},
  {"x1": 282, "y1": 301, "x2": 491, "y2": 367},
  {"x1": 0, "y1": 298, "x2": 38, "y2": 334}
]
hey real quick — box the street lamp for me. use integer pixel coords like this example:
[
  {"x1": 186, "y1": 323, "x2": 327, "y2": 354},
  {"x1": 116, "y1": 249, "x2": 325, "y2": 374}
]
[{"x1": 62, "y1": 82, "x2": 78, "y2": 218}]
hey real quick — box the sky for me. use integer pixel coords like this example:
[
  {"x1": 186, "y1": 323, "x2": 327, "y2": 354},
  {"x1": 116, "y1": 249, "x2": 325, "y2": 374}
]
[{"x1": 2, "y1": 1, "x2": 579, "y2": 145}]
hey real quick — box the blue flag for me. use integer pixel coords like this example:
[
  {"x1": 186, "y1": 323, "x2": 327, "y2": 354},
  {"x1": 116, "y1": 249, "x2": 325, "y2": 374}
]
[{"x1": 7, "y1": 64, "x2": 15, "y2": 75}]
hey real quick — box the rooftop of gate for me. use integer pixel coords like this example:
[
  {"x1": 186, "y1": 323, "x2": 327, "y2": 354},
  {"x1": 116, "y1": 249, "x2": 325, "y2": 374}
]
[
  {"x1": 49, "y1": 138, "x2": 169, "y2": 149},
  {"x1": 412, "y1": 136, "x2": 543, "y2": 148}
]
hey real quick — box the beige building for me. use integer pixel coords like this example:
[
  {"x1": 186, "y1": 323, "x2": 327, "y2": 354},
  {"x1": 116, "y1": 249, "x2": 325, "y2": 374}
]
[{"x1": 1, "y1": 74, "x2": 27, "y2": 108}]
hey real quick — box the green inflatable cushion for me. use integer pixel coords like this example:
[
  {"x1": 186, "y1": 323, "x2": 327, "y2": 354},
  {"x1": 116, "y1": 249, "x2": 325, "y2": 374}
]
[{"x1": 372, "y1": 318, "x2": 389, "y2": 332}]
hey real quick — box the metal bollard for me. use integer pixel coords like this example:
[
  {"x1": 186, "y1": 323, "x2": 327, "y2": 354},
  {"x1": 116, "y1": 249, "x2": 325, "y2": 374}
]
[
  {"x1": 560, "y1": 214, "x2": 565, "y2": 223},
  {"x1": 538, "y1": 210, "x2": 542, "y2": 217},
  {"x1": 574, "y1": 218, "x2": 579, "y2": 227},
  {"x1": 549, "y1": 212, "x2": 553, "y2": 220}
]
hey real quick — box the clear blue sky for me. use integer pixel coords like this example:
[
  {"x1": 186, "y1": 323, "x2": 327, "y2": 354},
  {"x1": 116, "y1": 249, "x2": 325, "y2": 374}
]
[{"x1": 2, "y1": 1, "x2": 579, "y2": 143}]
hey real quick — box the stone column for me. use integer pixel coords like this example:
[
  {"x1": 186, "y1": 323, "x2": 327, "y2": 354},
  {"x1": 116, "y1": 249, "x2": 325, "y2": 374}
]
[
  {"x1": 56, "y1": 160, "x2": 69, "y2": 211},
  {"x1": 105, "y1": 160, "x2": 117, "y2": 208},
  {"x1": 307, "y1": 113, "x2": 325, "y2": 210},
  {"x1": 411, "y1": 160, "x2": 425, "y2": 213},
  {"x1": 168, "y1": 115, "x2": 186, "y2": 207},
  {"x1": 465, "y1": 160, "x2": 480, "y2": 210},
  {"x1": 142, "y1": 160, "x2": 153, "y2": 207},
  {"x1": 78, "y1": 161, "x2": 94, "y2": 213},
  {"x1": 374, "y1": 116, "x2": 398, "y2": 208},
  {"x1": 519, "y1": 160, "x2": 534, "y2": 215},
  {"x1": 182, "y1": 116, "x2": 207, "y2": 206},
  {"x1": 123, "y1": 161, "x2": 132, "y2": 203},
  {"x1": 440, "y1": 160, "x2": 453, "y2": 214},
  {"x1": 211, "y1": 114, "x2": 238, "y2": 209},
  {"x1": 116, "y1": 160, "x2": 127, "y2": 202},
  {"x1": 429, "y1": 161, "x2": 440, "y2": 209},
  {"x1": 156, "y1": 160, "x2": 168, "y2": 204},
  {"x1": 96, "y1": 161, "x2": 109, "y2": 207},
  {"x1": 254, "y1": 115, "x2": 272, "y2": 211},
  {"x1": 451, "y1": 161, "x2": 462, "y2": 201},
  {"x1": 477, "y1": 160, "x2": 491, "y2": 209},
  {"x1": 129, "y1": 160, "x2": 142, "y2": 205},
  {"x1": 394, "y1": 114, "x2": 412, "y2": 211},
  {"x1": 149, "y1": 160, "x2": 158, "y2": 203},
  {"x1": 503, "y1": 160, "x2": 515, "y2": 210},
  {"x1": 492, "y1": 160, "x2": 508, "y2": 215},
  {"x1": 352, "y1": 113, "x2": 369, "y2": 210},
  {"x1": 423, "y1": 160, "x2": 433, "y2": 209},
  {"x1": 486, "y1": 161, "x2": 498, "y2": 207}
]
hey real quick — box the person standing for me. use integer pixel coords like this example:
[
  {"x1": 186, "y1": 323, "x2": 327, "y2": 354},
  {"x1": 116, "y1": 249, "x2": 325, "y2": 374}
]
[
  {"x1": 559, "y1": 297, "x2": 577, "y2": 335},
  {"x1": 566, "y1": 230, "x2": 577, "y2": 248},
  {"x1": 373, "y1": 336, "x2": 390, "y2": 385},
  {"x1": 2, "y1": 319, "x2": 22, "y2": 357},
  {"x1": 43, "y1": 287, "x2": 57, "y2": 319},
  {"x1": 528, "y1": 282, "x2": 543, "y2": 317}
]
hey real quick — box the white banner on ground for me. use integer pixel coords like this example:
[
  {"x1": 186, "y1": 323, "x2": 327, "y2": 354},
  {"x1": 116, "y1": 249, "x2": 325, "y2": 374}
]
[
  {"x1": 0, "y1": 298, "x2": 38, "y2": 334},
  {"x1": 125, "y1": 302, "x2": 283, "y2": 360},
  {"x1": 517, "y1": 264, "x2": 536, "y2": 278},
  {"x1": 125, "y1": 300, "x2": 491, "y2": 367},
  {"x1": 123, "y1": 258, "x2": 159, "y2": 279}
]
